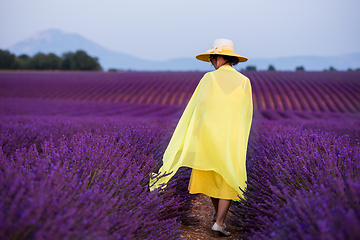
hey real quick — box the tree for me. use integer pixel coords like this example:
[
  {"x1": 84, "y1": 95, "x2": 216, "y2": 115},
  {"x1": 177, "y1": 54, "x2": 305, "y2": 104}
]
[
  {"x1": 329, "y1": 66, "x2": 336, "y2": 71},
  {"x1": 18, "y1": 54, "x2": 30, "y2": 61},
  {"x1": 28, "y1": 53, "x2": 47, "y2": 70},
  {"x1": 268, "y1": 65, "x2": 276, "y2": 71},
  {"x1": 72, "y1": 50, "x2": 101, "y2": 70},
  {"x1": 14, "y1": 54, "x2": 31, "y2": 69},
  {"x1": 296, "y1": 66, "x2": 305, "y2": 71},
  {"x1": 61, "y1": 50, "x2": 101, "y2": 70},
  {"x1": 47, "y1": 53, "x2": 62, "y2": 70},
  {"x1": 28, "y1": 53, "x2": 62, "y2": 70},
  {"x1": 246, "y1": 66, "x2": 257, "y2": 71},
  {"x1": 1, "y1": 49, "x2": 101, "y2": 71},
  {"x1": 60, "y1": 52, "x2": 74, "y2": 70},
  {"x1": 0, "y1": 49, "x2": 16, "y2": 69}
]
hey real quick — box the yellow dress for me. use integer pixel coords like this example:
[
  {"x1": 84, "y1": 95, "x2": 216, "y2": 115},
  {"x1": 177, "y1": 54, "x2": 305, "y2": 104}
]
[{"x1": 150, "y1": 65, "x2": 253, "y2": 200}]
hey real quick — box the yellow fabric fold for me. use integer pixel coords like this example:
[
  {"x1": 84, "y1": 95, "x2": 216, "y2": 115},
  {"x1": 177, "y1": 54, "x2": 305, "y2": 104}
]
[
  {"x1": 150, "y1": 66, "x2": 253, "y2": 199},
  {"x1": 189, "y1": 169, "x2": 240, "y2": 200}
]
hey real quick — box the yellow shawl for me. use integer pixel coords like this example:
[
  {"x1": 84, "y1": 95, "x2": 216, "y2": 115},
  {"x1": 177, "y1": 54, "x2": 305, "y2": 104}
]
[{"x1": 150, "y1": 66, "x2": 253, "y2": 197}]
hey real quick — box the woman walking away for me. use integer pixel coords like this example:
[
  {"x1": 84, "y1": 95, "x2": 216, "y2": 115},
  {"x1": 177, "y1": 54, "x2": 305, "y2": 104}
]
[{"x1": 150, "y1": 39, "x2": 253, "y2": 238}]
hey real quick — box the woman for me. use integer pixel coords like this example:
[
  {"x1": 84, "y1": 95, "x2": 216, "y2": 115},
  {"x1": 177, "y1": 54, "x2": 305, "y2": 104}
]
[{"x1": 150, "y1": 39, "x2": 253, "y2": 237}]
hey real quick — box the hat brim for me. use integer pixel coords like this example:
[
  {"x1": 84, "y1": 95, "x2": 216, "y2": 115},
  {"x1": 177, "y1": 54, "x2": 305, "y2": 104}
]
[{"x1": 196, "y1": 52, "x2": 248, "y2": 63}]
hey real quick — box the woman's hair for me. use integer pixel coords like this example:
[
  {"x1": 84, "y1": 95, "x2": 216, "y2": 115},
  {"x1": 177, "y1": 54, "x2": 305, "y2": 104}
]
[
  {"x1": 210, "y1": 54, "x2": 239, "y2": 66},
  {"x1": 221, "y1": 55, "x2": 239, "y2": 66}
]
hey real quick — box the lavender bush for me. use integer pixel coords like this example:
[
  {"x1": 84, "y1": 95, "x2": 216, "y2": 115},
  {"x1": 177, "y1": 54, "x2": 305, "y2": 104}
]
[
  {"x1": 1, "y1": 70, "x2": 360, "y2": 239},
  {"x1": 231, "y1": 120, "x2": 360, "y2": 239},
  {"x1": 0, "y1": 115, "x2": 175, "y2": 157},
  {"x1": 0, "y1": 118, "x2": 192, "y2": 239},
  {"x1": 1, "y1": 115, "x2": 359, "y2": 239}
]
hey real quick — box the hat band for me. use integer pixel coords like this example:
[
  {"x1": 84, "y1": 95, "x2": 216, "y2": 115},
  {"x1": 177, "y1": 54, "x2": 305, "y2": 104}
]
[{"x1": 205, "y1": 45, "x2": 234, "y2": 54}]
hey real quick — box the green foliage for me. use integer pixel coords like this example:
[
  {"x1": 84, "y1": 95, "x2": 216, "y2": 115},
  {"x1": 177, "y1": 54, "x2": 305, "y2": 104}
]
[
  {"x1": 0, "y1": 50, "x2": 16, "y2": 69},
  {"x1": 296, "y1": 66, "x2": 305, "y2": 71},
  {"x1": 268, "y1": 65, "x2": 276, "y2": 71},
  {"x1": 61, "y1": 50, "x2": 102, "y2": 71},
  {"x1": 73, "y1": 50, "x2": 101, "y2": 70},
  {"x1": 47, "y1": 53, "x2": 62, "y2": 70},
  {"x1": 28, "y1": 53, "x2": 62, "y2": 70},
  {"x1": 0, "y1": 49, "x2": 101, "y2": 71},
  {"x1": 18, "y1": 54, "x2": 30, "y2": 61},
  {"x1": 14, "y1": 54, "x2": 31, "y2": 69},
  {"x1": 246, "y1": 66, "x2": 257, "y2": 71},
  {"x1": 60, "y1": 52, "x2": 74, "y2": 70},
  {"x1": 28, "y1": 53, "x2": 47, "y2": 69}
]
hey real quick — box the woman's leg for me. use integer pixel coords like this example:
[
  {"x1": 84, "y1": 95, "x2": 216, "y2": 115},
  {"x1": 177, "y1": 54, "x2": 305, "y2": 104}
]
[
  {"x1": 215, "y1": 199, "x2": 231, "y2": 227},
  {"x1": 210, "y1": 197, "x2": 219, "y2": 214}
]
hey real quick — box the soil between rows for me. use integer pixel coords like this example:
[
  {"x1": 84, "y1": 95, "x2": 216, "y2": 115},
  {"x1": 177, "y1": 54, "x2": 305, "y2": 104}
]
[{"x1": 180, "y1": 194, "x2": 243, "y2": 239}]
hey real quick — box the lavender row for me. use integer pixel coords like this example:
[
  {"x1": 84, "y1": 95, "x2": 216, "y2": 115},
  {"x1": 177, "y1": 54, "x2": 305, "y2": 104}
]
[
  {"x1": 0, "y1": 117, "x2": 194, "y2": 239},
  {"x1": 1, "y1": 71, "x2": 359, "y2": 112},
  {"x1": 231, "y1": 120, "x2": 360, "y2": 239},
  {"x1": 0, "y1": 71, "x2": 203, "y2": 106},
  {"x1": 1, "y1": 114, "x2": 359, "y2": 239},
  {"x1": 1, "y1": 97, "x2": 358, "y2": 121}
]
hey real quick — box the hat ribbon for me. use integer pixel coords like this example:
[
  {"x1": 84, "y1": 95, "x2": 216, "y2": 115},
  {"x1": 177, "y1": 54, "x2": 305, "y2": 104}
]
[{"x1": 205, "y1": 45, "x2": 234, "y2": 54}]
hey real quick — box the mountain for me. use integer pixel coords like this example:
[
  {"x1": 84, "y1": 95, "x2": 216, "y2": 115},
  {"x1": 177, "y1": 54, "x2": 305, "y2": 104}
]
[
  {"x1": 7, "y1": 29, "x2": 209, "y2": 71},
  {"x1": 6, "y1": 29, "x2": 360, "y2": 71},
  {"x1": 7, "y1": 29, "x2": 151, "y2": 70}
]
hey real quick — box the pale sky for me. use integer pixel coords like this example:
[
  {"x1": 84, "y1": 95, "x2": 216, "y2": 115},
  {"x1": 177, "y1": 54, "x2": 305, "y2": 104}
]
[{"x1": 1, "y1": 0, "x2": 359, "y2": 61}]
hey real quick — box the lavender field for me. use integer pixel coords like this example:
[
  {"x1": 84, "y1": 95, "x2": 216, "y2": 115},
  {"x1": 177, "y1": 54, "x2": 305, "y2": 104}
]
[{"x1": 0, "y1": 71, "x2": 359, "y2": 239}]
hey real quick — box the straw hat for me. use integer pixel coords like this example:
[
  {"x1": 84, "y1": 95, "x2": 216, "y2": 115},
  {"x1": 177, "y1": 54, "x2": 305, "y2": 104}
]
[{"x1": 196, "y1": 39, "x2": 248, "y2": 63}]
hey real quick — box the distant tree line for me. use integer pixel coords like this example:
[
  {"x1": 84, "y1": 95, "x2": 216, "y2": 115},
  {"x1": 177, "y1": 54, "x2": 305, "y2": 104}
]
[
  {"x1": 242, "y1": 65, "x2": 306, "y2": 71},
  {"x1": 240, "y1": 65, "x2": 281, "y2": 71},
  {"x1": 240, "y1": 64, "x2": 360, "y2": 71},
  {"x1": 0, "y1": 49, "x2": 102, "y2": 70}
]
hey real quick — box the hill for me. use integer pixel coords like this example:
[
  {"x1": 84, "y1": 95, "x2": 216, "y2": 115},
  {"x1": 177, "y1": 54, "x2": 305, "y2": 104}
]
[{"x1": 6, "y1": 29, "x2": 360, "y2": 71}]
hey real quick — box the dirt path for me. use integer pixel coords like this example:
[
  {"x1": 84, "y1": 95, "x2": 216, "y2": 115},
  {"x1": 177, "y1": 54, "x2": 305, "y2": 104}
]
[{"x1": 180, "y1": 194, "x2": 242, "y2": 239}]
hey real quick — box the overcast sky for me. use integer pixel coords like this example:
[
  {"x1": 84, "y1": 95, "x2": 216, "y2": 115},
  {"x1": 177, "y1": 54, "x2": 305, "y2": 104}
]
[{"x1": 1, "y1": 0, "x2": 359, "y2": 61}]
